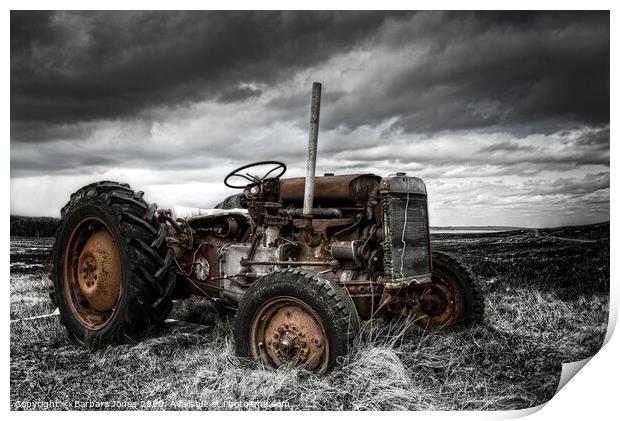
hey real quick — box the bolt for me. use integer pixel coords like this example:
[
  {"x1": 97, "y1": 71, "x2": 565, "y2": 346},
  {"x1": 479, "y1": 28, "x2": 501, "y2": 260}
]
[
  {"x1": 277, "y1": 327, "x2": 284, "y2": 334},
  {"x1": 280, "y1": 339, "x2": 291, "y2": 353}
]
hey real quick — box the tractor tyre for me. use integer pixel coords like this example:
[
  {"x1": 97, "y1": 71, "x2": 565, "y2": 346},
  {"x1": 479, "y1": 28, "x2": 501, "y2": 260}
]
[
  {"x1": 51, "y1": 181, "x2": 176, "y2": 346},
  {"x1": 234, "y1": 268, "x2": 360, "y2": 373},
  {"x1": 415, "y1": 251, "x2": 485, "y2": 328},
  {"x1": 215, "y1": 193, "x2": 243, "y2": 209}
]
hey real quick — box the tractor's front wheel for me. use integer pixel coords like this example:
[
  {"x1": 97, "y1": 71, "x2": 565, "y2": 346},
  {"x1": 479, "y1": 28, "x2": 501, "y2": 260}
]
[
  {"x1": 234, "y1": 268, "x2": 360, "y2": 374},
  {"x1": 413, "y1": 251, "x2": 485, "y2": 328},
  {"x1": 51, "y1": 181, "x2": 176, "y2": 346}
]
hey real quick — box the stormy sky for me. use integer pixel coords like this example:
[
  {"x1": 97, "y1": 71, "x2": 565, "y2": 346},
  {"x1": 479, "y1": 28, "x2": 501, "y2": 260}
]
[{"x1": 10, "y1": 11, "x2": 609, "y2": 227}]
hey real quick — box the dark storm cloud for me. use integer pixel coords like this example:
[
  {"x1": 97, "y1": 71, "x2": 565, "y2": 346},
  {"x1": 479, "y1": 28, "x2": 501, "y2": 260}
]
[
  {"x1": 11, "y1": 10, "x2": 407, "y2": 134},
  {"x1": 11, "y1": 11, "x2": 609, "y2": 144},
  {"x1": 217, "y1": 84, "x2": 263, "y2": 103},
  {"x1": 478, "y1": 141, "x2": 537, "y2": 154},
  {"x1": 524, "y1": 172, "x2": 610, "y2": 197},
  {"x1": 320, "y1": 11, "x2": 609, "y2": 135},
  {"x1": 10, "y1": 121, "x2": 96, "y2": 143},
  {"x1": 574, "y1": 127, "x2": 610, "y2": 148}
]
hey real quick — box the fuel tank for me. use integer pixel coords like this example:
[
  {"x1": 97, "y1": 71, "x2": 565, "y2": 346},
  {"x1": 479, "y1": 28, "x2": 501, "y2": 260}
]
[{"x1": 279, "y1": 174, "x2": 381, "y2": 206}]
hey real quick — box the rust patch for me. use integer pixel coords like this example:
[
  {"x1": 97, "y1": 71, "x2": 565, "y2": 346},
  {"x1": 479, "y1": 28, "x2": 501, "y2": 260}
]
[
  {"x1": 250, "y1": 297, "x2": 329, "y2": 373},
  {"x1": 280, "y1": 174, "x2": 381, "y2": 205},
  {"x1": 63, "y1": 217, "x2": 122, "y2": 330},
  {"x1": 77, "y1": 229, "x2": 122, "y2": 311},
  {"x1": 411, "y1": 269, "x2": 462, "y2": 327}
]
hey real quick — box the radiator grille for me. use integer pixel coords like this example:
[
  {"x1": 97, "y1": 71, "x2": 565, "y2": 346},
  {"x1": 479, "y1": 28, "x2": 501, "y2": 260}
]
[{"x1": 382, "y1": 193, "x2": 431, "y2": 282}]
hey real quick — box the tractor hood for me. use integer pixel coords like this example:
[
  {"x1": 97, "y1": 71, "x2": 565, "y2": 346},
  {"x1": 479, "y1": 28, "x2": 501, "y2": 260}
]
[{"x1": 279, "y1": 174, "x2": 381, "y2": 205}]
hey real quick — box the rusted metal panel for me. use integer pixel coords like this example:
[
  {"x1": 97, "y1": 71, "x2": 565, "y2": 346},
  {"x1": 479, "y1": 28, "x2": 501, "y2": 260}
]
[
  {"x1": 341, "y1": 282, "x2": 384, "y2": 319},
  {"x1": 241, "y1": 259, "x2": 336, "y2": 267},
  {"x1": 379, "y1": 174, "x2": 427, "y2": 195},
  {"x1": 292, "y1": 217, "x2": 354, "y2": 234},
  {"x1": 219, "y1": 243, "x2": 278, "y2": 303},
  {"x1": 280, "y1": 174, "x2": 381, "y2": 204}
]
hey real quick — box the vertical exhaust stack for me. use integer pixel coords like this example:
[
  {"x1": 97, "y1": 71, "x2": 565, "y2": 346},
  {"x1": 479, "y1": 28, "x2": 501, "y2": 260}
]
[{"x1": 303, "y1": 82, "x2": 322, "y2": 217}]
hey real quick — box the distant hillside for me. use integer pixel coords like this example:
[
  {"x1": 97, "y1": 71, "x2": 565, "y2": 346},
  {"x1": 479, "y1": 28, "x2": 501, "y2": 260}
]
[
  {"x1": 10, "y1": 215, "x2": 60, "y2": 237},
  {"x1": 431, "y1": 222, "x2": 609, "y2": 232},
  {"x1": 431, "y1": 226, "x2": 525, "y2": 231}
]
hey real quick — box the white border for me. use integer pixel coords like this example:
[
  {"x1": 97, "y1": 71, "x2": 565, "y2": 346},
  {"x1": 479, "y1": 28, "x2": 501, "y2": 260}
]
[{"x1": 4, "y1": 2, "x2": 617, "y2": 419}]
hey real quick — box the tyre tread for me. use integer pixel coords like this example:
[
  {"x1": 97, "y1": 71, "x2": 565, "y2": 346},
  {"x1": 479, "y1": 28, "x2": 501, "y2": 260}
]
[
  {"x1": 432, "y1": 250, "x2": 485, "y2": 325},
  {"x1": 51, "y1": 181, "x2": 175, "y2": 345},
  {"x1": 234, "y1": 268, "x2": 360, "y2": 372}
]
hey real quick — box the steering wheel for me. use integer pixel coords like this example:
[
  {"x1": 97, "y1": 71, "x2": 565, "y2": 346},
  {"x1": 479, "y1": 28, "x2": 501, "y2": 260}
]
[{"x1": 224, "y1": 160, "x2": 287, "y2": 189}]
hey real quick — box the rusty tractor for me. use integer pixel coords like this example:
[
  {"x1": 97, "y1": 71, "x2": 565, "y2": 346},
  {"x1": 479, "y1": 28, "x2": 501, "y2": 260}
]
[{"x1": 51, "y1": 83, "x2": 484, "y2": 373}]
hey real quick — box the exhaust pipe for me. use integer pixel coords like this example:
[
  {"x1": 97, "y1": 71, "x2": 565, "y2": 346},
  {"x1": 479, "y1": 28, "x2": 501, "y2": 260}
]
[{"x1": 303, "y1": 82, "x2": 322, "y2": 217}]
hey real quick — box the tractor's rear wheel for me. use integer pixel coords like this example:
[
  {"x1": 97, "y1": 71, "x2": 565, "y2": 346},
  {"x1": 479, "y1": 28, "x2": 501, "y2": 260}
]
[
  {"x1": 51, "y1": 181, "x2": 175, "y2": 346},
  {"x1": 234, "y1": 268, "x2": 360, "y2": 373},
  {"x1": 413, "y1": 251, "x2": 484, "y2": 328}
]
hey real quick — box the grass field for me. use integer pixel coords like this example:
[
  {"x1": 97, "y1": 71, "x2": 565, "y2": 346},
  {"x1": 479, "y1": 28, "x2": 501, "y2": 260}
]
[{"x1": 10, "y1": 223, "x2": 609, "y2": 411}]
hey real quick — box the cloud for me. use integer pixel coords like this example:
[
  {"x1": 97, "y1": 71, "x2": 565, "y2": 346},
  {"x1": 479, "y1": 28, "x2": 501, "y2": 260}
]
[
  {"x1": 11, "y1": 11, "x2": 406, "y2": 130},
  {"x1": 11, "y1": 11, "x2": 609, "y2": 141},
  {"x1": 478, "y1": 141, "x2": 537, "y2": 154},
  {"x1": 525, "y1": 172, "x2": 610, "y2": 197},
  {"x1": 317, "y1": 11, "x2": 609, "y2": 135},
  {"x1": 9, "y1": 11, "x2": 610, "y2": 227}
]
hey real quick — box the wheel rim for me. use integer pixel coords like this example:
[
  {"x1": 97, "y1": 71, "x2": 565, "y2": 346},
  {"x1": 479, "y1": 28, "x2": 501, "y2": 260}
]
[
  {"x1": 250, "y1": 297, "x2": 330, "y2": 373},
  {"x1": 415, "y1": 270, "x2": 462, "y2": 327},
  {"x1": 63, "y1": 217, "x2": 122, "y2": 330}
]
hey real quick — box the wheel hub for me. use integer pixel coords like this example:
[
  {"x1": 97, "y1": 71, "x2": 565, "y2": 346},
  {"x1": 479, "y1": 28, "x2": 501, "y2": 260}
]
[
  {"x1": 413, "y1": 281, "x2": 457, "y2": 327},
  {"x1": 420, "y1": 287, "x2": 450, "y2": 316},
  {"x1": 276, "y1": 330, "x2": 299, "y2": 356},
  {"x1": 251, "y1": 299, "x2": 328, "y2": 371},
  {"x1": 76, "y1": 229, "x2": 122, "y2": 311}
]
